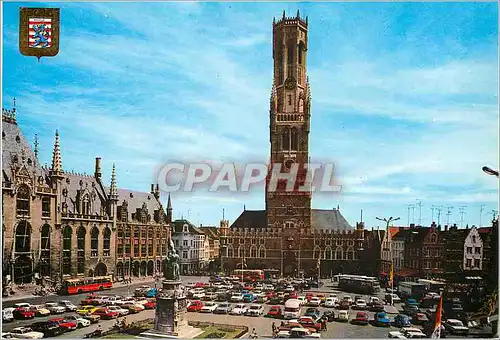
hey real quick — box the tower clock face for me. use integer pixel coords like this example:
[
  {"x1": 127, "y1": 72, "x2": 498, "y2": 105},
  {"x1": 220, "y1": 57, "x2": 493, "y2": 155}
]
[
  {"x1": 284, "y1": 159, "x2": 295, "y2": 170},
  {"x1": 285, "y1": 77, "x2": 296, "y2": 90}
]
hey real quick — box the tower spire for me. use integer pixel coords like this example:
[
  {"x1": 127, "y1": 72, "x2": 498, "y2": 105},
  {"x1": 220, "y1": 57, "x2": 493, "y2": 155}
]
[
  {"x1": 34, "y1": 134, "x2": 39, "y2": 160},
  {"x1": 50, "y1": 130, "x2": 63, "y2": 176},
  {"x1": 166, "y1": 193, "x2": 173, "y2": 223},
  {"x1": 296, "y1": 9, "x2": 300, "y2": 18},
  {"x1": 109, "y1": 163, "x2": 118, "y2": 200}
]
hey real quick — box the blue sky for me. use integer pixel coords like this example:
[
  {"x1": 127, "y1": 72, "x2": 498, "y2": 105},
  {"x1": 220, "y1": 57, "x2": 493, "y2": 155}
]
[{"x1": 3, "y1": 2, "x2": 499, "y2": 228}]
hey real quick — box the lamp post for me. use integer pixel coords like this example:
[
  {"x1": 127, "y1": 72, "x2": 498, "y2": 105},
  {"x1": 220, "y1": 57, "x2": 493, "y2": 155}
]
[
  {"x1": 482, "y1": 166, "x2": 499, "y2": 178},
  {"x1": 376, "y1": 216, "x2": 400, "y2": 306}
]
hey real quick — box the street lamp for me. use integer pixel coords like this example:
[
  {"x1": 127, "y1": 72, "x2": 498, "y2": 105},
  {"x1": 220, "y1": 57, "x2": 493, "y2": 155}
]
[
  {"x1": 376, "y1": 216, "x2": 400, "y2": 306},
  {"x1": 482, "y1": 166, "x2": 499, "y2": 178}
]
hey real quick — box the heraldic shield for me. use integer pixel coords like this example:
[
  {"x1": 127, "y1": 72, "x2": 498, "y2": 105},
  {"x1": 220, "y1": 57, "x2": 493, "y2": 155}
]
[{"x1": 19, "y1": 8, "x2": 60, "y2": 59}]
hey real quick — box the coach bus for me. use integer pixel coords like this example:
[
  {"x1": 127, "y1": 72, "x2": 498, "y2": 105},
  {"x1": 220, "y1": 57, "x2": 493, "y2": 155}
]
[
  {"x1": 233, "y1": 269, "x2": 264, "y2": 282},
  {"x1": 337, "y1": 274, "x2": 381, "y2": 295},
  {"x1": 61, "y1": 276, "x2": 113, "y2": 295},
  {"x1": 418, "y1": 279, "x2": 446, "y2": 292}
]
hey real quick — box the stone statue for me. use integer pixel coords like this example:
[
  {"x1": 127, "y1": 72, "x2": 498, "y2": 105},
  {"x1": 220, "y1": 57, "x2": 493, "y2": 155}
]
[{"x1": 164, "y1": 237, "x2": 180, "y2": 281}]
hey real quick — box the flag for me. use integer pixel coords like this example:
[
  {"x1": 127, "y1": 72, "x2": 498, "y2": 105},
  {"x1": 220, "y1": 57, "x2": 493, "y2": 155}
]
[{"x1": 431, "y1": 295, "x2": 443, "y2": 339}]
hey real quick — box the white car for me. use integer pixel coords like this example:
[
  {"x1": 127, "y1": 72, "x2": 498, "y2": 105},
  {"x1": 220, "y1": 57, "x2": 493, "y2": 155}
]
[
  {"x1": 308, "y1": 297, "x2": 321, "y2": 307},
  {"x1": 369, "y1": 296, "x2": 380, "y2": 305},
  {"x1": 264, "y1": 284, "x2": 274, "y2": 291},
  {"x1": 103, "y1": 296, "x2": 122, "y2": 306},
  {"x1": 44, "y1": 302, "x2": 66, "y2": 314},
  {"x1": 3, "y1": 308, "x2": 14, "y2": 323},
  {"x1": 115, "y1": 296, "x2": 136, "y2": 306},
  {"x1": 14, "y1": 303, "x2": 31, "y2": 309},
  {"x1": 134, "y1": 297, "x2": 149, "y2": 305},
  {"x1": 9, "y1": 327, "x2": 44, "y2": 339},
  {"x1": 230, "y1": 303, "x2": 247, "y2": 315},
  {"x1": 337, "y1": 310, "x2": 349, "y2": 322},
  {"x1": 444, "y1": 319, "x2": 469, "y2": 335},
  {"x1": 389, "y1": 328, "x2": 426, "y2": 339},
  {"x1": 245, "y1": 304, "x2": 265, "y2": 316},
  {"x1": 93, "y1": 296, "x2": 109, "y2": 305},
  {"x1": 192, "y1": 290, "x2": 206, "y2": 299},
  {"x1": 324, "y1": 297, "x2": 338, "y2": 308},
  {"x1": 354, "y1": 299, "x2": 367, "y2": 310},
  {"x1": 107, "y1": 305, "x2": 130, "y2": 316},
  {"x1": 284, "y1": 285, "x2": 295, "y2": 293},
  {"x1": 230, "y1": 294, "x2": 244, "y2": 302},
  {"x1": 255, "y1": 284, "x2": 264, "y2": 290},
  {"x1": 29, "y1": 305, "x2": 51, "y2": 316},
  {"x1": 58, "y1": 300, "x2": 78, "y2": 311},
  {"x1": 388, "y1": 294, "x2": 401, "y2": 303},
  {"x1": 63, "y1": 315, "x2": 91, "y2": 328},
  {"x1": 200, "y1": 302, "x2": 218, "y2": 313},
  {"x1": 297, "y1": 296, "x2": 307, "y2": 306}
]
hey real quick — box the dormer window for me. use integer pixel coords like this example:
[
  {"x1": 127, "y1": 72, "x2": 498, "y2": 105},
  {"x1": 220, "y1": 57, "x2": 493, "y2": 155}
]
[
  {"x1": 183, "y1": 225, "x2": 188, "y2": 233},
  {"x1": 472, "y1": 235, "x2": 476, "y2": 243}
]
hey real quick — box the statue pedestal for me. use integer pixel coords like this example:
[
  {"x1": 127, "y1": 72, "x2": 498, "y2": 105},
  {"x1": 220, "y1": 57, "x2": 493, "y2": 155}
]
[{"x1": 139, "y1": 280, "x2": 202, "y2": 339}]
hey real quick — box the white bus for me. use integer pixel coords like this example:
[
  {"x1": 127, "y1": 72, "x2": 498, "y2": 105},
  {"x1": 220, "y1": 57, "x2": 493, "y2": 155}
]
[
  {"x1": 334, "y1": 274, "x2": 381, "y2": 294},
  {"x1": 284, "y1": 299, "x2": 302, "y2": 320},
  {"x1": 417, "y1": 279, "x2": 445, "y2": 292}
]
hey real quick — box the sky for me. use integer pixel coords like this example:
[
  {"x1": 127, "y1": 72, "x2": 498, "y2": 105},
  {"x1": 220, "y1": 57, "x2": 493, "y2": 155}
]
[{"x1": 2, "y1": 2, "x2": 499, "y2": 229}]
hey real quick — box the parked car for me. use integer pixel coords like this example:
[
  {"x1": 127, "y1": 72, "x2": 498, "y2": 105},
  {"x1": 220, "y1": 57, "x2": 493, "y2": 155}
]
[
  {"x1": 48, "y1": 317, "x2": 78, "y2": 332},
  {"x1": 230, "y1": 294, "x2": 244, "y2": 302},
  {"x1": 352, "y1": 311, "x2": 369, "y2": 325},
  {"x1": 92, "y1": 308, "x2": 119, "y2": 320},
  {"x1": 342, "y1": 296, "x2": 354, "y2": 305},
  {"x1": 243, "y1": 293, "x2": 255, "y2": 303},
  {"x1": 187, "y1": 300, "x2": 204, "y2": 312},
  {"x1": 412, "y1": 313, "x2": 429, "y2": 325},
  {"x1": 389, "y1": 327, "x2": 426, "y2": 338},
  {"x1": 230, "y1": 303, "x2": 248, "y2": 315},
  {"x1": 266, "y1": 306, "x2": 283, "y2": 319},
  {"x1": 3, "y1": 308, "x2": 14, "y2": 323},
  {"x1": 8, "y1": 327, "x2": 44, "y2": 339},
  {"x1": 371, "y1": 301, "x2": 385, "y2": 312},
  {"x1": 354, "y1": 299, "x2": 367, "y2": 310},
  {"x1": 369, "y1": 296, "x2": 380, "y2": 306},
  {"x1": 76, "y1": 305, "x2": 99, "y2": 316},
  {"x1": 107, "y1": 305, "x2": 130, "y2": 316},
  {"x1": 385, "y1": 294, "x2": 401, "y2": 304},
  {"x1": 298, "y1": 316, "x2": 322, "y2": 331},
  {"x1": 200, "y1": 302, "x2": 218, "y2": 313},
  {"x1": 324, "y1": 297, "x2": 337, "y2": 308},
  {"x1": 308, "y1": 297, "x2": 322, "y2": 307},
  {"x1": 304, "y1": 308, "x2": 321, "y2": 321},
  {"x1": 44, "y1": 302, "x2": 66, "y2": 314},
  {"x1": 403, "y1": 305, "x2": 420, "y2": 316},
  {"x1": 394, "y1": 314, "x2": 412, "y2": 328},
  {"x1": 13, "y1": 307, "x2": 36, "y2": 320},
  {"x1": 337, "y1": 310, "x2": 349, "y2": 322},
  {"x1": 63, "y1": 315, "x2": 91, "y2": 328},
  {"x1": 322, "y1": 310, "x2": 335, "y2": 322},
  {"x1": 443, "y1": 319, "x2": 469, "y2": 335},
  {"x1": 58, "y1": 300, "x2": 78, "y2": 312},
  {"x1": 143, "y1": 299, "x2": 157, "y2": 310},
  {"x1": 30, "y1": 321, "x2": 63, "y2": 337},
  {"x1": 269, "y1": 296, "x2": 283, "y2": 305},
  {"x1": 338, "y1": 300, "x2": 351, "y2": 310},
  {"x1": 83, "y1": 314, "x2": 101, "y2": 324},
  {"x1": 245, "y1": 304, "x2": 265, "y2": 317},
  {"x1": 214, "y1": 303, "x2": 232, "y2": 314},
  {"x1": 79, "y1": 294, "x2": 99, "y2": 306},
  {"x1": 28, "y1": 305, "x2": 51, "y2": 317},
  {"x1": 203, "y1": 292, "x2": 217, "y2": 301},
  {"x1": 373, "y1": 312, "x2": 391, "y2": 327},
  {"x1": 122, "y1": 303, "x2": 144, "y2": 314},
  {"x1": 406, "y1": 299, "x2": 419, "y2": 307}
]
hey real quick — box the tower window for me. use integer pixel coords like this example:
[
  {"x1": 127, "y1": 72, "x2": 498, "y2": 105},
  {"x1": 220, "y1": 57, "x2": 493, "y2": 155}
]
[
  {"x1": 282, "y1": 129, "x2": 290, "y2": 150},
  {"x1": 288, "y1": 94, "x2": 292, "y2": 106},
  {"x1": 16, "y1": 185, "x2": 30, "y2": 216},
  {"x1": 42, "y1": 197, "x2": 51, "y2": 217},
  {"x1": 291, "y1": 128, "x2": 298, "y2": 151}
]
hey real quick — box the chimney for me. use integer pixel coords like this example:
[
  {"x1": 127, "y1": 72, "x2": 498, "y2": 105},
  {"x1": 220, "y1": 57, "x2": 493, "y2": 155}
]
[
  {"x1": 445, "y1": 225, "x2": 448, "y2": 232},
  {"x1": 150, "y1": 184, "x2": 155, "y2": 194},
  {"x1": 431, "y1": 221, "x2": 437, "y2": 228},
  {"x1": 410, "y1": 223, "x2": 415, "y2": 228},
  {"x1": 94, "y1": 157, "x2": 102, "y2": 179}
]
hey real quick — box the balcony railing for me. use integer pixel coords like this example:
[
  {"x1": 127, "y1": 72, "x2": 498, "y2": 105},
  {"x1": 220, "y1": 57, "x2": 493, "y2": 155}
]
[{"x1": 276, "y1": 113, "x2": 305, "y2": 122}]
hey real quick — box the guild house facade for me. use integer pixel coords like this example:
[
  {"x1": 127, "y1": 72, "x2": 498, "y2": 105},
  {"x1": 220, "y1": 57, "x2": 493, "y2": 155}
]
[
  {"x1": 220, "y1": 12, "x2": 365, "y2": 277},
  {"x1": 2, "y1": 107, "x2": 171, "y2": 284}
]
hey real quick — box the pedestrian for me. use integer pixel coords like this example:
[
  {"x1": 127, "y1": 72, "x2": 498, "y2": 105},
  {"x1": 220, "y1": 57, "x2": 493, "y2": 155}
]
[
  {"x1": 251, "y1": 328, "x2": 258, "y2": 339},
  {"x1": 271, "y1": 322, "x2": 276, "y2": 338},
  {"x1": 323, "y1": 319, "x2": 328, "y2": 331}
]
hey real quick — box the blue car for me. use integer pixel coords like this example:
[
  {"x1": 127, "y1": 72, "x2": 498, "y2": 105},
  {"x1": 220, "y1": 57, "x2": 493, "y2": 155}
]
[
  {"x1": 406, "y1": 299, "x2": 419, "y2": 307},
  {"x1": 145, "y1": 288, "x2": 157, "y2": 298},
  {"x1": 373, "y1": 312, "x2": 391, "y2": 327},
  {"x1": 394, "y1": 314, "x2": 412, "y2": 328},
  {"x1": 243, "y1": 293, "x2": 255, "y2": 302}
]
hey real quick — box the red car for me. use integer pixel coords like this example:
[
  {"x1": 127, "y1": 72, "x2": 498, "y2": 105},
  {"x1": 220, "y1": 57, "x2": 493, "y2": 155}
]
[
  {"x1": 13, "y1": 307, "x2": 35, "y2": 320},
  {"x1": 144, "y1": 300, "x2": 157, "y2": 310},
  {"x1": 80, "y1": 294, "x2": 99, "y2": 305},
  {"x1": 92, "y1": 308, "x2": 119, "y2": 320},
  {"x1": 266, "y1": 306, "x2": 283, "y2": 319},
  {"x1": 194, "y1": 282, "x2": 207, "y2": 288},
  {"x1": 244, "y1": 284, "x2": 254, "y2": 291},
  {"x1": 266, "y1": 292, "x2": 275, "y2": 299},
  {"x1": 187, "y1": 300, "x2": 204, "y2": 312},
  {"x1": 299, "y1": 316, "x2": 322, "y2": 331},
  {"x1": 49, "y1": 317, "x2": 78, "y2": 331},
  {"x1": 305, "y1": 293, "x2": 314, "y2": 301},
  {"x1": 289, "y1": 292, "x2": 298, "y2": 299},
  {"x1": 353, "y1": 311, "x2": 369, "y2": 325}
]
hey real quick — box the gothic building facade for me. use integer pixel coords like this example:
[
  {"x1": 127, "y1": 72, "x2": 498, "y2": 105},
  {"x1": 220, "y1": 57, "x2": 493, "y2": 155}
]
[
  {"x1": 2, "y1": 107, "x2": 171, "y2": 284},
  {"x1": 220, "y1": 12, "x2": 365, "y2": 277}
]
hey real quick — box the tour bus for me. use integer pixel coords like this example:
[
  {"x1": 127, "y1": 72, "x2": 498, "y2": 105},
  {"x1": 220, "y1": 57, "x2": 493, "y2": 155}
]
[
  {"x1": 399, "y1": 282, "x2": 427, "y2": 300},
  {"x1": 284, "y1": 299, "x2": 302, "y2": 320},
  {"x1": 417, "y1": 279, "x2": 446, "y2": 292},
  {"x1": 233, "y1": 269, "x2": 264, "y2": 282},
  {"x1": 61, "y1": 276, "x2": 113, "y2": 295},
  {"x1": 337, "y1": 274, "x2": 381, "y2": 295}
]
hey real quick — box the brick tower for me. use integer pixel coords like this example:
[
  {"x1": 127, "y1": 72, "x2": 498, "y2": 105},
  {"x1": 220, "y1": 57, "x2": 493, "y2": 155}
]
[{"x1": 266, "y1": 10, "x2": 312, "y2": 230}]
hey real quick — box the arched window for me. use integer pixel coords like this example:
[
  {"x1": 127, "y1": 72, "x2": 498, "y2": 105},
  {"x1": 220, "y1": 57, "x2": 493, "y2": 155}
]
[
  {"x1": 62, "y1": 226, "x2": 72, "y2": 275},
  {"x1": 16, "y1": 185, "x2": 30, "y2": 216},
  {"x1": 90, "y1": 227, "x2": 99, "y2": 257},
  {"x1": 147, "y1": 227, "x2": 153, "y2": 256},
  {"x1": 287, "y1": 42, "x2": 294, "y2": 63},
  {"x1": 15, "y1": 221, "x2": 31, "y2": 253},
  {"x1": 335, "y1": 246, "x2": 343, "y2": 260},
  {"x1": 258, "y1": 246, "x2": 266, "y2": 258},
  {"x1": 346, "y1": 247, "x2": 355, "y2": 260},
  {"x1": 250, "y1": 246, "x2": 257, "y2": 258},
  {"x1": 298, "y1": 42, "x2": 304, "y2": 65},
  {"x1": 313, "y1": 246, "x2": 321, "y2": 259},
  {"x1": 290, "y1": 128, "x2": 298, "y2": 151},
  {"x1": 430, "y1": 233, "x2": 437, "y2": 243},
  {"x1": 282, "y1": 129, "x2": 290, "y2": 150},
  {"x1": 324, "y1": 247, "x2": 332, "y2": 260},
  {"x1": 40, "y1": 224, "x2": 50, "y2": 276},
  {"x1": 278, "y1": 52, "x2": 284, "y2": 84},
  {"x1": 77, "y1": 227, "x2": 86, "y2": 274},
  {"x1": 298, "y1": 98, "x2": 304, "y2": 113},
  {"x1": 238, "y1": 246, "x2": 244, "y2": 258},
  {"x1": 103, "y1": 228, "x2": 111, "y2": 257},
  {"x1": 227, "y1": 246, "x2": 234, "y2": 258}
]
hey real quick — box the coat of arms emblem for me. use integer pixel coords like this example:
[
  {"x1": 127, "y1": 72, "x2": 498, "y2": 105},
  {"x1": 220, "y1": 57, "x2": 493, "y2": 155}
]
[{"x1": 19, "y1": 8, "x2": 60, "y2": 60}]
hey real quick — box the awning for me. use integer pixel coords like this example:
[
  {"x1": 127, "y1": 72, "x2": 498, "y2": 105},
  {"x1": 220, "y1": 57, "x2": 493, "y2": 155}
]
[{"x1": 397, "y1": 269, "x2": 419, "y2": 277}]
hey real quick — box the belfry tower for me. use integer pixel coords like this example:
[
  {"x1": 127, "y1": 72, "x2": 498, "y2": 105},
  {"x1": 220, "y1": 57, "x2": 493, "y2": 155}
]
[{"x1": 266, "y1": 10, "x2": 312, "y2": 229}]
